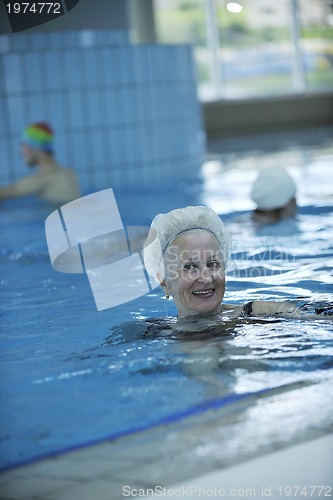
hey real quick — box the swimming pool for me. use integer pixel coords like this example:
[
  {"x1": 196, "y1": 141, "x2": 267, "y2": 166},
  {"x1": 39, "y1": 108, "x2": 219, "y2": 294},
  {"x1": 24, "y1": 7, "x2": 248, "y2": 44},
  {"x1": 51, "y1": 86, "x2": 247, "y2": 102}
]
[{"x1": 1, "y1": 128, "x2": 332, "y2": 472}]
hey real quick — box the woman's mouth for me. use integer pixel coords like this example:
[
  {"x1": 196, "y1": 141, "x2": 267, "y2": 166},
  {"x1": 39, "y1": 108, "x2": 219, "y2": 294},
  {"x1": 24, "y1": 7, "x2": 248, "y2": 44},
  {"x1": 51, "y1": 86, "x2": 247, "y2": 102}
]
[{"x1": 192, "y1": 289, "x2": 214, "y2": 298}]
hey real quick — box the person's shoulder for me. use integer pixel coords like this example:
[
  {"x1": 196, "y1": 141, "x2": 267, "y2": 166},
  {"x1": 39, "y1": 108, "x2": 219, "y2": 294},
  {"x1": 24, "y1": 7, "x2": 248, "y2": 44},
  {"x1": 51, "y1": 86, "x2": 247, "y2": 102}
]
[
  {"x1": 44, "y1": 164, "x2": 78, "y2": 183},
  {"x1": 50, "y1": 163, "x2": 70, "y2": 173},
  {"x1": 58, "y1": 165, "x2": 79, "y2": 180}
]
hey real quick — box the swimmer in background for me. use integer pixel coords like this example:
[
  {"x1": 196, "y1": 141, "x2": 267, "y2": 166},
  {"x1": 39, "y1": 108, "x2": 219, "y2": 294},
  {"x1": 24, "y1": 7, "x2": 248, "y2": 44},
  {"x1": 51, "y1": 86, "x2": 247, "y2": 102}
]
[
  {"x1": 0, "y1": 122, "x2": 80, "y2": 207},
  {"x1": 250, "y1": 167, "x2": 297, "y2": 224}
]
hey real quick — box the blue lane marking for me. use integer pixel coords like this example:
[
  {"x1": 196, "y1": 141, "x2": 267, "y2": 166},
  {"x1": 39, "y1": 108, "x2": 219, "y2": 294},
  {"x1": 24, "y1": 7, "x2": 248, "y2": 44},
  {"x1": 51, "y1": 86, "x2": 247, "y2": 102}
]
[{"x1": 0, "y1": 384, "x2": 289, "y2": 473}]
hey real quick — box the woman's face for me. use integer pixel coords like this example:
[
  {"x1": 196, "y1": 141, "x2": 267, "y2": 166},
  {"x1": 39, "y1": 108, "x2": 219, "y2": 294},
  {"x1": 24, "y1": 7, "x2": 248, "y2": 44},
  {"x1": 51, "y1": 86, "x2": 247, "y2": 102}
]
[
  {"x1": 163, "y1": 230, "x2": 226, "y2": 318},
  {"x1": 20, "y1": 144, "x2": 38, "y2": 168}
]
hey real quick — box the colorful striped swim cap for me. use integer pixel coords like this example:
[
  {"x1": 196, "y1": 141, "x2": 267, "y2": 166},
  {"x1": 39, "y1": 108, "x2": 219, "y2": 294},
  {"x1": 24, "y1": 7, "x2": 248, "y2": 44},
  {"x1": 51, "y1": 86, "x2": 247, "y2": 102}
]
[{"x1": 22, "y1": 123, "x2": 54, "y2": 153}]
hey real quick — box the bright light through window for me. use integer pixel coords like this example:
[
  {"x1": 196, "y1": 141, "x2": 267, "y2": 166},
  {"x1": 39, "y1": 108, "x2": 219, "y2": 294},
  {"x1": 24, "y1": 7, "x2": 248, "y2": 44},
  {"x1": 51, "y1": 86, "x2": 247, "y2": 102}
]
[
  {"x1": 226, "y1": 2, "x2": 243, "y2": 13},
  {"x1": 154, "y1": 0, "x2": 333, "y2": 100}
]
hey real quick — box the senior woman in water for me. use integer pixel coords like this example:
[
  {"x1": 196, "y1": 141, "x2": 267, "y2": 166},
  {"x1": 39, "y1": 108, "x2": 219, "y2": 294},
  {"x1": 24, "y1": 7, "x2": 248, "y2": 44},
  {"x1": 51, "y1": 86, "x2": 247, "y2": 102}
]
[
  {"x1": 144, "y1": 205, "x2": 230, "y2": 318},
  {"x1": 143, "y1": 205, "x2": 331, "y2": 321}
]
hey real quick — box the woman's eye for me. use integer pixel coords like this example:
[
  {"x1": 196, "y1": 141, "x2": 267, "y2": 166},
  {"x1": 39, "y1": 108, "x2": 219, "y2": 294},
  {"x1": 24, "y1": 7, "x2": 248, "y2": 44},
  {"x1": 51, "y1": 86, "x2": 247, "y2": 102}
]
[
  {"x1": 184, "y1": 263, "x2": 197, "y2": 270},
  {"x1": 208, "y1": 260, "x2": 220, "y2": 269}
]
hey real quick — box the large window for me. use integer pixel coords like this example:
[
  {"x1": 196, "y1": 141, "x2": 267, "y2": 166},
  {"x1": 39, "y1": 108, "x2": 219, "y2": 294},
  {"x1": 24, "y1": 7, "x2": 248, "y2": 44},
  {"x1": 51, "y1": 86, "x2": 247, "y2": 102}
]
[{"x1": 155, "y1": 0, "x2": 333, "y2": 100}]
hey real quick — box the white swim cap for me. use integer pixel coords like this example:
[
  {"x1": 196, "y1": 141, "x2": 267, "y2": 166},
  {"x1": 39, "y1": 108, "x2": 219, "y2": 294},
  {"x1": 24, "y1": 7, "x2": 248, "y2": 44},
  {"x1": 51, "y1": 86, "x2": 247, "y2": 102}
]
[
  {"x1": 143, "y1": 205, "x2": 230, "y2": 281},
  {"x1": 250, "y1": 167, "x2": 296, "y2": 210}
]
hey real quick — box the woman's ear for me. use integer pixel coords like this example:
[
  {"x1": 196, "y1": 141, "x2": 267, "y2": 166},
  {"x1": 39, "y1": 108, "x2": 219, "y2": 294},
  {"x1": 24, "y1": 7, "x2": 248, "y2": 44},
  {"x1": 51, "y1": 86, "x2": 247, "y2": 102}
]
[
  {"x1": 159, "y1": 279, "x2": 171, "y2": 299},
  {"x1": 157, "y1": 272, "x2": 166, "y2": 287}
]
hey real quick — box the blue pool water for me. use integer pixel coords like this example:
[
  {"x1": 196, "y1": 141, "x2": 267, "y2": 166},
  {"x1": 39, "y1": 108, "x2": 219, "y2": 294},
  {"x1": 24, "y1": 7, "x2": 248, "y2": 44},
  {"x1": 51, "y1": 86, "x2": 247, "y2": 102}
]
[{"x1": 1, "y1": 129, "x2": 333, "y2": 471}]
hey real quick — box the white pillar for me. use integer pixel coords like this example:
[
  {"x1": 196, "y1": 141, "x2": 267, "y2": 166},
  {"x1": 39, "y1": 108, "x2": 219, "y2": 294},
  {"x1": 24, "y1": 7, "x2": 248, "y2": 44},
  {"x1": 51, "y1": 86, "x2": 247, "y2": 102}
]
[
  {"x1": 204, "y1": 0, "x2": 222, "y2": 98},
  {"x1": 128, "y1": 0, "x2": 156, "y2": 44},
  {"x1": 290, "y1": 0, "x2": 306, "y2": 92}
]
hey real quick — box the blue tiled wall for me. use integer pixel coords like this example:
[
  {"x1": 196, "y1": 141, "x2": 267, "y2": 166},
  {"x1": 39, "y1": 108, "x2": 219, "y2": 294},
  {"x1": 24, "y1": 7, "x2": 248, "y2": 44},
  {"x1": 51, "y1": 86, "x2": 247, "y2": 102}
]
[{"x1": 0, "y1": 30, "x2": 204, "y2": 190}]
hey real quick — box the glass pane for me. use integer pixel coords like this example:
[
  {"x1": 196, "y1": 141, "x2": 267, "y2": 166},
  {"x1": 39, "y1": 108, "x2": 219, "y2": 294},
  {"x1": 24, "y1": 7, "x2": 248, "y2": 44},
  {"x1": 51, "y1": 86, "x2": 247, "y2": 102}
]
[
  {"x1": 155, "y1": 0, "x2": 333, "y2": 99},
  {"x1": 299, "y1": 0, "x2": 333, "y2": 91},
  {"x1": 154, "y1": 0, "x2": 209, "y2": 96},
  {"x1": 216, "y1": 0, "x2": 295, "y2": 98}
]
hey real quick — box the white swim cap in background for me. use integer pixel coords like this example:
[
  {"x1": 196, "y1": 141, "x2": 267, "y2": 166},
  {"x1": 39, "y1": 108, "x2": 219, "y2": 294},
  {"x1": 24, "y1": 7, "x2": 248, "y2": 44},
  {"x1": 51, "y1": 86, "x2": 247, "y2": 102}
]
[
  {"x1": 143, "y1": 205, "x2": 230, "y2": 281},
  {"x1": 250, "y1": 167, "x2": 297, "y2": 210}
]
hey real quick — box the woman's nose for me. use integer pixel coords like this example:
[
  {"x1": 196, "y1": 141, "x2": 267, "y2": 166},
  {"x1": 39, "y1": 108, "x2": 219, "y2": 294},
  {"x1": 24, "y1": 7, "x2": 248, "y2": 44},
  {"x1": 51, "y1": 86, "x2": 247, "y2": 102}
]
[{"x1": 197, "y1": 267, "x2": 213, "y2": 283}]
